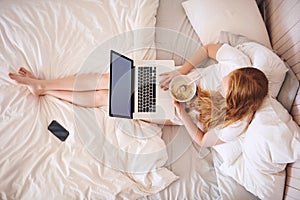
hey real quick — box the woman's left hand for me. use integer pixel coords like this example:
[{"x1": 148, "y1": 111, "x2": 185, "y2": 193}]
[{"x1": 173, "y1": 100, "x2": 187, "y2": 119}]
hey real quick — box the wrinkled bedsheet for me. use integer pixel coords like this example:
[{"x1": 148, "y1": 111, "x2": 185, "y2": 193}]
[{"x1": 0, "y1": 1, "x2": 179, "y2": 199}]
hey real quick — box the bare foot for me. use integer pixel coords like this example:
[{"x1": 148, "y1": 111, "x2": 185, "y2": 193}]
[
  {"x1": 18, "y1": 67, "x2": 37, "y2": 79},
  {"x1": 8, "y1": 73, "x2": 44, "y2": 96}
]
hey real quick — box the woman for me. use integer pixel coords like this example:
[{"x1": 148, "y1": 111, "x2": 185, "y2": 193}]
[
  {"x1": 173, "y1": 67, "x2": 268, "y2": 147},
  {"x1": 8, "y1": 43, "x2": 268, "y2": 147},
  {"x1": 159, "y1": 43, "x2": 268, "y2": 147}
]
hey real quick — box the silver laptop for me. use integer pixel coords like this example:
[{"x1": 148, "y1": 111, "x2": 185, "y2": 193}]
[{"x1": 109, "y1": 50, "x2": 175, "y2": 119}]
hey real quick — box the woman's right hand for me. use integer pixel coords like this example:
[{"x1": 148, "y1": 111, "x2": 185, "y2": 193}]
[{"x1": 159, "y1": 70, "x2": 182, "y2": 91}]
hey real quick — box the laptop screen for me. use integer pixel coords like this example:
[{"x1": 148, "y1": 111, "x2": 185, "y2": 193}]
[{"x1": 109, "y1": 50, "x2": 134, "y2": 118}]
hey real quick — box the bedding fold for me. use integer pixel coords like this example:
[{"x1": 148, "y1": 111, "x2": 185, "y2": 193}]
[{"x1": 0, "y1": 0, "x2": 178, "y2": 199}]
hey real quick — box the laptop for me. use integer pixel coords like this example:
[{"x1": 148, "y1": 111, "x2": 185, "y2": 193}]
[{"x1": 109, "y1": 50, "x2": 175, "y2": 119}]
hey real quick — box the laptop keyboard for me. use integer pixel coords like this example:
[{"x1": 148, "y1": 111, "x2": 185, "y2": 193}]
[{"x1": 137, "y1": 66, "x2": 157, "y2": 112}]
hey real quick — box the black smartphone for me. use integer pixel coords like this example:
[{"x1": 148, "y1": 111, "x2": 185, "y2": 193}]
[{"x1": 48, "y1": 120, "x2": 69, "y2": 142}]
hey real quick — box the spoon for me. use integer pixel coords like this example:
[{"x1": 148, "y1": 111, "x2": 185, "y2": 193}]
[{"x1": 179, "y1": 78, "x2": 196, "y2": 91}]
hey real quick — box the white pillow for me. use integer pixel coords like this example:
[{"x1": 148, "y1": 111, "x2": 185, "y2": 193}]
[
  {"x1": 221, "y1": 97, "x2": 300, "y2": 199},
  {"x1": 182, "y1": 0, "x2": 271, "y2": 49},
  {"x1": 236, "y1": 42, "x2": 288, "y2": 98},
  {"x1": 243, "y1": 97, "x2": 300, "y2": 165}
]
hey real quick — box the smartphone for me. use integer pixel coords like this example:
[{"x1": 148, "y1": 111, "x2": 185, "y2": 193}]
[{"x1": 48, "y1": 120, "x2": 69, "y2": 142}]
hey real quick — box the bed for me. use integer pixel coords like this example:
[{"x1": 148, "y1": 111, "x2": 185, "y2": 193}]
[{"x1": 0, "y1": 0, "x2": 300, "y2": 199}]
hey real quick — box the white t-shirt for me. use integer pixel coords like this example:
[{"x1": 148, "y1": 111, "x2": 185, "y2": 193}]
[
  {"x1": 187, "y1": 43, "x2": 251, "y2": 91},
  {"x1": 208, "y1": 119, "x2": 248, "y2": 142},
  {"x1": 216, "y1": 43, "x2": 251, "y2": 78},
  {"x1": 173, "y1": 43, "x2": 251, "y2": 142},
  {"x1": 189, "y1": 109, "x2": 248, "y2": 143}
]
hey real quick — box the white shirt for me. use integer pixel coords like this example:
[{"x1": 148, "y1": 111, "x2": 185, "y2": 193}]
[
  {"x1": 173, "y1": 44, "x2": 251, "y2": 143},
  {"x1": 208, "y1": 119, "x2": 248, "y2": 142},
  {"x1": 216, "y1": 43, "x2": 251, "y2": 78},
  {"x1": 187, "y1": 43, "x2": 251, "y2": 91}
]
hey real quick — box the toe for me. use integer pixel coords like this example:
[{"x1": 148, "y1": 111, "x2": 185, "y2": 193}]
[
  {"x1": 8, "y1": 73, "x2": 16, "y2": 80},
  {"x1": 20, "y1": 67, "x2": 27, "y2": 73},
  {"x1": 18, "y1": 68, "x2": 25, "y2": 75}
]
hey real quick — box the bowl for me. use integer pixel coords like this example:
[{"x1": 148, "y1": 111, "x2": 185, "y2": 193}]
[{"x1": 169, "y1": 75, "x2": 197, "y2": 102}]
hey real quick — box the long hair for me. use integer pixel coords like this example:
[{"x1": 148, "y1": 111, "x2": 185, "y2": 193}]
[{"x1": 189, "y1": 67, "x2": 268, "y2": 132}]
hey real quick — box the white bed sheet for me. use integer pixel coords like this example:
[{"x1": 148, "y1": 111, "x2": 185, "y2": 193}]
[
  {"x1": 0, "y1": 0, "x2": 271, "y2": 199},
  {"x1": 0, "y1": 1, "x2": 179, "y2": 199},
  {"x1": 142, "y1": 125, "x2": 220, "y2": 200}
]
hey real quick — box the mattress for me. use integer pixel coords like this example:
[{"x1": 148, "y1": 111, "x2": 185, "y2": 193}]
[
  {"x1": 0, "y1": 0, "x2": 222, "y2": 199},
  {"x1": 0, "y1": 1, "x2": 177, "y2": 199},
  {"x1": 1, "y1": 0, "x2": 293, "y2": 199}
]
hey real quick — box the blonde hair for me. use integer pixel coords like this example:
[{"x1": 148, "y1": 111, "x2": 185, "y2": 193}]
[{"x1": 189, "y1": 67, "x2": 268, "y2": 132}]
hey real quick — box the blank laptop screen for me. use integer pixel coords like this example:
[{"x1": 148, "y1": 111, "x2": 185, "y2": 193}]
[{"x1": 109, "y1": 51, "x2": 133, "y2": 118}]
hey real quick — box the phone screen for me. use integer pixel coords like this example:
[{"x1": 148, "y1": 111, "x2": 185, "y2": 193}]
[{"x1": 48, "y1": 120, "x2": 69, "y2": 142}]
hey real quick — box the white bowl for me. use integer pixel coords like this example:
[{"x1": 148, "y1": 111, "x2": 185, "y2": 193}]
[{"x1": 169, "y1": 75, "x2": 197, "y2": 102}]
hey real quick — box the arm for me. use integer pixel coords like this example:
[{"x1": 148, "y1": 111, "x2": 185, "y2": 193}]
[
  {"x1": 159, "y1": 43, "x2": 223, "y2": 90},
  {"x1": 179, "y1": 43, "x2": 223, "y2": 74},
  {"x1": 174, "y1": 101, "x2": 224, "y2": 147}
]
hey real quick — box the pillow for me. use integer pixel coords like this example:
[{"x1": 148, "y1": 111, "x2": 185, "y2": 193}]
[
  {"x1": 221, "y1": 97, "x2": 300, "y2": 199},
  {"x1": 243, "y1": 97, "x2": 300, "y2": 168},
  {"x1": 218, "y1": 31, "x2": 254, "y2": 47},
  {"x1": 236, "y1": 42, "x2": 288, "y2": 98},
  {"x1": 182, "y1": 0, "x2": 271, "y2": 49}
]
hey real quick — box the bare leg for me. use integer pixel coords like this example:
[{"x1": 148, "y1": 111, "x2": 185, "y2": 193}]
[
  {"x1": 9, "y1": 67, "x2": 110, "y2": 108},
  {"x1": 45, "y1": 90, "x2": 109, "y2": 108},
  {"x1": 38, "y1": 73, "x2": 109, "y2": 91},
  {"x1": 9, "y1": 68, "x2": 109, "y2": 95}
]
